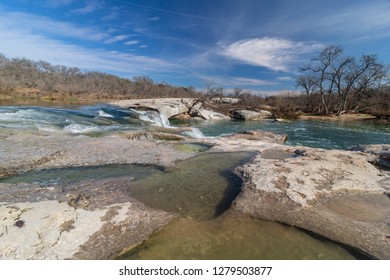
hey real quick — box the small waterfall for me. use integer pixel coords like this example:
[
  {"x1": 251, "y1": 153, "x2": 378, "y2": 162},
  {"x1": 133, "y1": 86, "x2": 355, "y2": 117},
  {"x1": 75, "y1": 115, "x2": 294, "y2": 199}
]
[
  {"x1": 183, "y1": 127, "x2": 206, "y2": 138},
  {"x1": 97, "y1": 110, "x2": 114, "y2": 118},
  {"x1": 130, "y1": 109, "x2": 171, "y2": 127}
]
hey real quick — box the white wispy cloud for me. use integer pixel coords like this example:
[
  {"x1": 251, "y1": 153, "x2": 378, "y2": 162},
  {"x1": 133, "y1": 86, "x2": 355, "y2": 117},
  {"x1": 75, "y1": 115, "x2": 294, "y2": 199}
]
[
  {"x1": 148, "y1": 16, "x2": 160, "y2": 21},
  {"x1": 102, "y1": 11, "x2": 119, "y2": 20},
  {"x1": 199, "y1": 75, "x2": 276, "y2": 88},
  {"x1": 221, "y1": 37, "x2": 324, "y2": 71},
  {"x1": 72, "y1": 0, "x2": 102, "y2": 14},
  {"x1": 124, "y1": 40, "x2": 139, "y2": 46},
  {"x1": 277, "y1": 76, "x2": 294, "y2": 81},
  {"x1": 0, "y1": 23, "x2": 173, "y2": 77},
  {"x1": 0, "y1": 11, "x2": 109, "y2": 42},
  {"x1": 318, "y1": 2, "x2": 390, "y2": 41},
  {"x1": 230, "y1": 77, "x2": 276, "y2": 86},
  {"x1": 104, "y1": 35, "x2": 134, "y2": 44},
  {"x1": 270, "y1": 1, "x2": 390, "y2": 42}
]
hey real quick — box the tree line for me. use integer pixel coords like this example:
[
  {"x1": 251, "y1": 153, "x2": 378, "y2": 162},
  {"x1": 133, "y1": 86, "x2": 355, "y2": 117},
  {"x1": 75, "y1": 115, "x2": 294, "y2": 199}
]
[
  {"x1": 0, "y1": 53, "x2": 201, "y2": 102},
  {"x1": 1, "y1": 49, "x2": 389, "y2": 119},
  {"x1": 295, "y1": 45, "x2": 389, "y2": 118}
]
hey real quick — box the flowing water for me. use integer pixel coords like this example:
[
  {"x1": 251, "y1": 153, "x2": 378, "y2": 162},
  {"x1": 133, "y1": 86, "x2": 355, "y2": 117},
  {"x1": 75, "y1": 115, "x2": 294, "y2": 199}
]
[
  {"x1": 0, "y1": 151, "x2": 360, "y2": 259},
  {"x1": 171, "y1": 118, "x2": 390, "y2": 149},
  {"x1": 1, "y1": 105, "x2": 389, "y2": 148},
  {"x1": 1, "y1": 104, "x2": 387, "y2": 259}
]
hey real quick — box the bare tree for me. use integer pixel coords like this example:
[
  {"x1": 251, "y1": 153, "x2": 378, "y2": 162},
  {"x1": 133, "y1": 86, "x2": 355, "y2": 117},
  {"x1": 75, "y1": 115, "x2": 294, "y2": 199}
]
[{"x1": 297, "y1": 46, "x2": 388, "y2": 115}]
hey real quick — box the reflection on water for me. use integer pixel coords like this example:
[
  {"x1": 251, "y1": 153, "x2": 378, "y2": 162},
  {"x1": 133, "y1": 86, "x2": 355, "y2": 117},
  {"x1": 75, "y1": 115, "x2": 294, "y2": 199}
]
[{"x1": 119, "y1": 212, "x2": 357, "y2": 260}]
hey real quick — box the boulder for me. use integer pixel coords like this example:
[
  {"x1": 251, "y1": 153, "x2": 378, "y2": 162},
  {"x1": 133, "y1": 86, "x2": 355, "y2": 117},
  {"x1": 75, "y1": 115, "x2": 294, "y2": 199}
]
[
  {"x1": 226, "y1": 131, "x2": 287, "y2": 144},
  {"x1": 196, "y1": 109, "x2": 230, "y2": 120},
  {"x1": 110, "y1": 98, "x2": 194, "y2": 119},
  {"x1": 111, "y1": 98, "x2": 230, "y2": 120},
  {"x1": 231, "y1": 109, "x2": 272, "y2": 120},
  {"x1": 189, "y1": 102, "x2": 230, "y2": 120},
  {"x1": 233, "y1": 146, "x2": 390, "y2": 259}
]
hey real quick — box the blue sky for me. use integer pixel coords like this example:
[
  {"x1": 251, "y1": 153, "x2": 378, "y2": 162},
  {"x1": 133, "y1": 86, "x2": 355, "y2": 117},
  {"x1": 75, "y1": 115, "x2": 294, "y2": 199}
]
[{"x1": 0, "y1": 0, "x2": 389, "y2": 94}]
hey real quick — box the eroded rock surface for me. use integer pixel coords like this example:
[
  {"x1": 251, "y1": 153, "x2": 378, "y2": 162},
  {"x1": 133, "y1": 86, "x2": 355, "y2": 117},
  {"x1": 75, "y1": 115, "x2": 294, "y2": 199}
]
[
  {"x1": 225, "y1": 130, "x2": 288, "y2": 144},
  {"x1": 231, "y1": 109, "x2": 272, "y2": 120},
  {"x1": 0, "y1": 199, "x2": 176, "y2": 260},
  {"x1": 231, "y1": 145, "x2": 390, "y2": 259},
  {"x1": 110, "y1": 98, "x2": 230, "y2": 120},
  {"x1": 0, "y1": 129, "x2": 194, "y2": 259},
  {"x1": 1, "y1": 123, "x2": 390, "y2": 259},
  {"x1": 110, "y1": 98, "x2": 193, "y2": 119}
]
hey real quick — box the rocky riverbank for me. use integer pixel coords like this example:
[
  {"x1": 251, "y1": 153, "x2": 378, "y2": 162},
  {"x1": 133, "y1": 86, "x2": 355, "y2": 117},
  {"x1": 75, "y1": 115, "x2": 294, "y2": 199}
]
[
  {"x1": 110, "y1": 98, "x2": 272, "y2": 121},
  {"x1": 1, "y1": 108, "x2": 389, "y2": 259},
  {"x1": 192, "y1": 135, "x2": 390, "y2": 259}
]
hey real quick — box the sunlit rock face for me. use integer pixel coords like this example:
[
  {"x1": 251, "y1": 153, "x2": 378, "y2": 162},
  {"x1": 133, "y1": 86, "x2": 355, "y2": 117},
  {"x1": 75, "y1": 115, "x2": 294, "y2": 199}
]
[{"x1": 232, "y1": 144, "x2": 390, "y2": 259}]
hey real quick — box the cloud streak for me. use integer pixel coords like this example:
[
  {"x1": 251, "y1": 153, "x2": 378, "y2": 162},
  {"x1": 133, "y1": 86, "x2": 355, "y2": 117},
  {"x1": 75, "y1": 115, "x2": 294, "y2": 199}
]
[
  {"x1": 0, "y1": 10, "x2": 109, "y2": 42},
  {"x1": 104, "y1": 35, "x2": 134, "y2": 44},
  {"x1": 221, "y1": 37, "x2": 324, "y2": 71},
  {"x1": 124, "y1": 40, "x2": 139, "y2": 46},
  {"x1": 0, "y1": 24, "x2": 173, "y2": 77},
  {"x1": 72, "y1": 0, "x2": 102, "y2": 14},
  {"x1": 199, "y1": 75, "x2": 276, "y2": 88}
]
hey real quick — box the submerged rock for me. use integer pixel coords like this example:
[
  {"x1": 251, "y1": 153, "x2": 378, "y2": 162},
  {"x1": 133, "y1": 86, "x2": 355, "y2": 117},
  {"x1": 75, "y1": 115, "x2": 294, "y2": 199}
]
[
  {"x1": 119, "y1": 130, "x2": 186, "y2": 141},
  {"x1": 226, "y1": 130, "x2": 288, "y2": 144}
]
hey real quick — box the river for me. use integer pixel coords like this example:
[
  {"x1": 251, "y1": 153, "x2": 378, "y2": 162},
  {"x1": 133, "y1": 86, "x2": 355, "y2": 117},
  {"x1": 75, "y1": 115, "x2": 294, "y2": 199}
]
[{"x1": 1, "y1": 104, "x2": 388, "y2": 259}]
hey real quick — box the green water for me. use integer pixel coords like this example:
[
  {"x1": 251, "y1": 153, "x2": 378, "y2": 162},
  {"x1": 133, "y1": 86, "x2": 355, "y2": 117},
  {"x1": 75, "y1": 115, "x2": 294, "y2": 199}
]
[
  {"x1": 120, "y1": 152, "x2": 359, "y2": 260},
  {"x1": 171, "y1": 119, "x2": 390, "y2": 149},
  {"x1": 174, "y1": 143, "x2": 211, "y2": 153},
  {"x1": 119, "y1": 212, "x2": 356, "y2": 260},
  {"x1": 128, "y1": 152, "x2": 253, "y2": 220},
  {"x1": 0, "y1": 151, "x2": 361, "y2": 260}
]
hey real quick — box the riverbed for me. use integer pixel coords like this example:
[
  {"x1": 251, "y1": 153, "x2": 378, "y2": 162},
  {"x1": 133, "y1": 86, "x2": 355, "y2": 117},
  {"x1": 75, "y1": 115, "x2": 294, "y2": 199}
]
[{"x1": 1, "y1": 103, "x2": 389, "y2": 259}]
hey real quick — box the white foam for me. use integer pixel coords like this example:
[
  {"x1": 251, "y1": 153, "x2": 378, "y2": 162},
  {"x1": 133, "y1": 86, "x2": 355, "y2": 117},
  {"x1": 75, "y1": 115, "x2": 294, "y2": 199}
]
[
  {"x1": 183, "y1": 127, "x2": 205, "y2": 138},
  {"x1": 63, "y1": 123, "x2": 101, "y2": 134},
  {"x1": 97, "y1": 110, "x2": 114, "y2": 118},
  {"x1": 133, "y1": 109, "x2": 171, "y2": 127}
]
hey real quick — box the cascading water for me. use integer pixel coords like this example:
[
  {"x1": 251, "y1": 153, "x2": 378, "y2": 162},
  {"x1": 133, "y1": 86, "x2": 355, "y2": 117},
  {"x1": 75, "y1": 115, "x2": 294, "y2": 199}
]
[
  {"x1": 129, "y1": 108, "x2": 205, "y2": 138},
  {"x1": 130, "y1": 109, "x2": 171, "y2": 127},
  {"x1": 2, "y1": 104, "x2": 388, "y2": 145}
]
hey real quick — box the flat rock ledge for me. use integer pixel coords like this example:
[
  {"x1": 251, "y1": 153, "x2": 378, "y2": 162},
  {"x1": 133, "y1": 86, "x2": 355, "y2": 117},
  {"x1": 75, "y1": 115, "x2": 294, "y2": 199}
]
[
  {"x1": 192, "y1": 136, "x2": 390, "y2": 258},
  {"x1": 0, "y1": 130, "x2": 195, "y2": 260},
  {"x1": 0, "y1": 199, "x2": 176, "y2": 260},
  {"x1": 110, "y1": 98, "x2": 230, "y2": 120},
  {"x1": 1, "y1": 127, "x2": 390, "y2": 259},
  {"x1": 229, "y1": 145, "x2": 390, "y2": 259}
]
